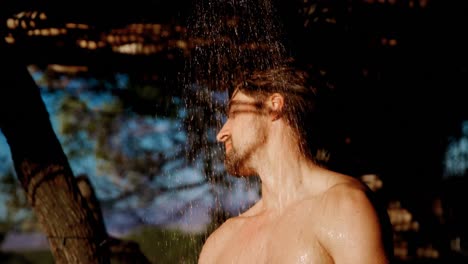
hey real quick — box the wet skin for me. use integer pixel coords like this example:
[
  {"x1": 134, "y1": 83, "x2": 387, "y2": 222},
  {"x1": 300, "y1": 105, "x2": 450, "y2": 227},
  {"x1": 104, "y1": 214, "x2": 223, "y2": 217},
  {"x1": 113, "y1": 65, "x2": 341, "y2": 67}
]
[
  {"x1": 198, "y1": 91, "x2": 392, "y2": 264},
  {"x1": 199, "y1": 173, "x2": 391, "y2": 264}
]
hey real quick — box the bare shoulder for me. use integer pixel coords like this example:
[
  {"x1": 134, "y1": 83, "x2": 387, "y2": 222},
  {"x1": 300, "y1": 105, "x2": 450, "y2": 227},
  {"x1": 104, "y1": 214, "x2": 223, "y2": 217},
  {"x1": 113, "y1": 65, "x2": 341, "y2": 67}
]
[
  {"x1": 198, "y1": 201, "x2": 264, "y2": 263},
  {"x1": 314, "y1": 176, "x2": 391, "y2": 264},
  {"x1": 315, "y1": 175, "x2": 378, "y2": 235},
  {"x1": 320, "y1": 175, "x2": 371, "y2": 208},
  {"x1": 312, "y1": 169, "x2": 374, "y2": 211},
  {"x1": 198, "y1": 218, "x2": 239, "y2": 264}
]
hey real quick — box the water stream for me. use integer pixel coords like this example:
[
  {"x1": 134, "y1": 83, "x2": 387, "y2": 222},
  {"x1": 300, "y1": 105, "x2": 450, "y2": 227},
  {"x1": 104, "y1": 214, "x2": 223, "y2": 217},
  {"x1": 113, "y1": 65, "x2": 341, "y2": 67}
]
[{"x1": 181, "y1": 0, "x2": 292, "y2": 260}]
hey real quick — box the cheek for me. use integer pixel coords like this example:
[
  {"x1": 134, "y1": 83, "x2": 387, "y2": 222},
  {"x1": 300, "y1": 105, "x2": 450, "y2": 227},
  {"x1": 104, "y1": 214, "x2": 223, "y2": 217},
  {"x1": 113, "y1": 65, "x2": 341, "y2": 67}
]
[
  {"x1": 239, "y1": 121, "x2": 262, "y2": 141},
  {"x1": 230, "y1": 125, "x2": 243, "y2": 142},
  {"x1": 230, "y1": 121, "x2": 248, "y2": 142}
]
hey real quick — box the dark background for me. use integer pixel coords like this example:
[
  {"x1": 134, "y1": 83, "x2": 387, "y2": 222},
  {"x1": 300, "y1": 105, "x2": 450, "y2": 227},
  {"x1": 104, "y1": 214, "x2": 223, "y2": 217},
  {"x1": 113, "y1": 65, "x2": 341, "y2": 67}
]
[
  {"x1": 3, "y1": 0, "x2": 467, "y2": 189},
  {"x1": 1, "y1": 0, "x2": 468, "y2": 262}
]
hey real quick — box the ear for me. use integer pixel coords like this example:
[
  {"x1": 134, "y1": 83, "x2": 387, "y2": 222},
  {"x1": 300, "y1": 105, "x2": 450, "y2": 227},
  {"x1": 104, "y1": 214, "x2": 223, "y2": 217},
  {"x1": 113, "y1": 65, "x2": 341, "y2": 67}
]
[{"x1": 268, "y1": 93, "x2": 284, "y2": 121}]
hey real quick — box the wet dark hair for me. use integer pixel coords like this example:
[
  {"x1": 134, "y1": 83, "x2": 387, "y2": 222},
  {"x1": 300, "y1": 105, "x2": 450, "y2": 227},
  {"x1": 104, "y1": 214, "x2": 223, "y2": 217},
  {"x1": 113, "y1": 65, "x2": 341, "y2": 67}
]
[{"x1": 234, "y1": 66, "x2": 318, "y2": 159}]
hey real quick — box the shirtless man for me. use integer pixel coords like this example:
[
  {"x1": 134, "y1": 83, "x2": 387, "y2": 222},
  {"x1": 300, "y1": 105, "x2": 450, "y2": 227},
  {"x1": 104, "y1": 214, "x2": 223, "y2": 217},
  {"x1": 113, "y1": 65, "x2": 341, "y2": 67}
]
[{"x1": 198, "y1": 67, "x2": 393, "y2": 264}]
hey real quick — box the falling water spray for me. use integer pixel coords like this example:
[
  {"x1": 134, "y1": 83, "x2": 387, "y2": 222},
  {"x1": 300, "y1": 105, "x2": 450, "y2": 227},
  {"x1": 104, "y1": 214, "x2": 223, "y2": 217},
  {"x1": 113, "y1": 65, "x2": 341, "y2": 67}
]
[{"x1": 181, "y1": 0, "x2": 291, "y2": 230}]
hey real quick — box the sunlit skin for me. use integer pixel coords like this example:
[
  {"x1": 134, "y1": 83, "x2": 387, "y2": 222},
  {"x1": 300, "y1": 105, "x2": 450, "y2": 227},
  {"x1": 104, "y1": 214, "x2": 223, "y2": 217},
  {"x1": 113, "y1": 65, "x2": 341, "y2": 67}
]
[{"x1": 198, "y1": 90, "x2": 390, "y2": 264}]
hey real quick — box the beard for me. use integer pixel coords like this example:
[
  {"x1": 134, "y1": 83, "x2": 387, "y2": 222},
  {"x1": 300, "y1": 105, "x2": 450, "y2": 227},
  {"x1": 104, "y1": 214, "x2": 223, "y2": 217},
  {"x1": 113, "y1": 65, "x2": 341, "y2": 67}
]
[
  {"x1": 224, "y1": 145, "x2": 257, "y2": 177},
  {"x1": 224, "y1": 124, "x2": 267, "y2": 177}
]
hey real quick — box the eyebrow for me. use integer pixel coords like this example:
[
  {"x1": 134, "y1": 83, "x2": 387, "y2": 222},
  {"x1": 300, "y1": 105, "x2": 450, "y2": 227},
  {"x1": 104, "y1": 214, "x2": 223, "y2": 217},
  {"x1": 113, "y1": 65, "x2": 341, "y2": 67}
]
[{"x1": 226, "y1": 100, "x2": 264, "y2": 113}]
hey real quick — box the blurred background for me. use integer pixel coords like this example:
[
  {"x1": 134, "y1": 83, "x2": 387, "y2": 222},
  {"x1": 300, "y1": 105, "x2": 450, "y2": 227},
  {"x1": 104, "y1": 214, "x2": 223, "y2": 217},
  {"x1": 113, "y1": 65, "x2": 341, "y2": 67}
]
[{"x1": 1, "y1": 0, "x2": 468, "y2": 263}]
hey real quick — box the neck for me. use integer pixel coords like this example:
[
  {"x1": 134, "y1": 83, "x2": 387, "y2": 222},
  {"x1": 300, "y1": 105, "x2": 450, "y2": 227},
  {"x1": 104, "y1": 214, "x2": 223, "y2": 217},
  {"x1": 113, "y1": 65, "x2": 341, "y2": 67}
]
[{"x1": 250, "y1": 127, "x2": 322, "y2": 213}]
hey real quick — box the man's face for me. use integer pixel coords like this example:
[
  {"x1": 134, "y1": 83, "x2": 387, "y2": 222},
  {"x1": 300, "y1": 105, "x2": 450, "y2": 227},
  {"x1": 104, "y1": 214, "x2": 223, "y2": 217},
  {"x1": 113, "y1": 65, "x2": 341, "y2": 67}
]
[{"x1": 216, "y1": 90, "x2": 268, "y2": 176}]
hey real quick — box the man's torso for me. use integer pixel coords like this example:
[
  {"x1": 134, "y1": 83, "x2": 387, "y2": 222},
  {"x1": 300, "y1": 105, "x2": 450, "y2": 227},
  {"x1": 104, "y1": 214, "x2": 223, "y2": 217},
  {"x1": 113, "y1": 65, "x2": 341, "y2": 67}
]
[{"x1": 210, "y1": 197, "x2": 335, "y2": 264}]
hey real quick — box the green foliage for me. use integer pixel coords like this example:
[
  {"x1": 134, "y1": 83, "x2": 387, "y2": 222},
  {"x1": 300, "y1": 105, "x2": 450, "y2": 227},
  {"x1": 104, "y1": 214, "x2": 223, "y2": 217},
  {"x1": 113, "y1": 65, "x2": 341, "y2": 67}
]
[
  {"x1": 0, "y1": 172, "x2": 34, "y2": 227},
  {"x1": 0, "y1": 251, "x2": 53, "y2": 264},
  {"x1": 124, "y1": 226, "x2": 205, "y2": 264},
  {"x1": 21, "y1": 251, "x2": 54, "y2": 264},
  {"x1": 120, "y1": 83, "x2": 180, "y2": 118},
  {"x1": 0, "y1": 227, "x2": 206, "y2": 264}
]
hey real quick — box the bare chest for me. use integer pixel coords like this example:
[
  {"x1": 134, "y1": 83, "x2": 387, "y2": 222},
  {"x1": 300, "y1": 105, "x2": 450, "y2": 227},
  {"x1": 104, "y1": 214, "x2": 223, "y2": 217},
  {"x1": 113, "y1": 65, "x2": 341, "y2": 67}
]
[{"x1": 215, "y1": 212, "x2": 333, "y2": 264}]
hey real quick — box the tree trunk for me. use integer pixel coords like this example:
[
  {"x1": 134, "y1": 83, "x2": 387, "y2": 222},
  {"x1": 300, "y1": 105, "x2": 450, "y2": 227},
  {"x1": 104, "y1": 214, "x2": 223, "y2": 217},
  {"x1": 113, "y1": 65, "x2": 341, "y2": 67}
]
[
  {"x1": 0, "y1": 43, "x2": 110, "y2": 263},
  {"x1": 76, "y1": 175, "x2": 151, "y2": 264}
]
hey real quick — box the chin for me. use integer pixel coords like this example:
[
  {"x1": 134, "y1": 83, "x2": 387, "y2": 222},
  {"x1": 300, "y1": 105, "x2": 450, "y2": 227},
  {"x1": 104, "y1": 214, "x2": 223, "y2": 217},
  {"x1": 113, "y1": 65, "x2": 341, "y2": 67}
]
[
  {"x1": 226, "y1": 165, "x2": 257, "y2": 177},
  {"x1": 224, "y1": 147, "x2": 259, "y2": 177}
]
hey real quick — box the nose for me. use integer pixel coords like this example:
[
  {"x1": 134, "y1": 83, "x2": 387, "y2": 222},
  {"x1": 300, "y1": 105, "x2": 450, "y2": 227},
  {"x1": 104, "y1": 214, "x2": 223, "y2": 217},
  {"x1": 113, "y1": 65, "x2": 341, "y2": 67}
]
[{"x1": 216, "y1": 120, "x2": 230, "y2": 142}]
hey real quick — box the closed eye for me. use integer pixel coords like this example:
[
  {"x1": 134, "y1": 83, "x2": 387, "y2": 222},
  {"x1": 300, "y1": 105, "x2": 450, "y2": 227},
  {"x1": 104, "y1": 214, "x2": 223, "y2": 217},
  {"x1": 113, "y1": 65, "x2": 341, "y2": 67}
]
[
  {"x1": 228, "y1": 110, "x2": 239, "y2": 119},
  {"x1": 228, "y1": 109, "x2": 265, "y2": 119}
]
